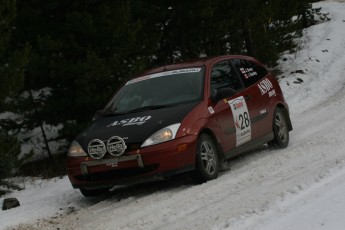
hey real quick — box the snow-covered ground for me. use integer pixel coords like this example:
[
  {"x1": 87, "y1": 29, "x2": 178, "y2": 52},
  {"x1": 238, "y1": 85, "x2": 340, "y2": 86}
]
[{"x1": 2, "y1": 1, "x2": 345, "y2": 229}]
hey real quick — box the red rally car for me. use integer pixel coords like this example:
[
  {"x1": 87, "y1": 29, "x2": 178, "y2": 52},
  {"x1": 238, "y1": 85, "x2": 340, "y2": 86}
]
[{"x1": 67, "y1": 55, "x2": 292, "y2": 196}]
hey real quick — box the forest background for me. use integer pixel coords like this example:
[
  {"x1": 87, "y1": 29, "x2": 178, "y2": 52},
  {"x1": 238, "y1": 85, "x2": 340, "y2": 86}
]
[{"x1": 0, "y1": 0, "x2": 320, "y2": 191}]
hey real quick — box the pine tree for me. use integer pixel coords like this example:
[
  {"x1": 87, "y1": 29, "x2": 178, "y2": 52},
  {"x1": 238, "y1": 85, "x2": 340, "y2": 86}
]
[
  {"x1": 0, "y1": 133, "x2": 22, "y2": 194},
  {"x1": 5, "y1": 0, "x2": 316, "y2": 158},
  {"x1": 0, "y1": 0, "x2": 30, "y2": 194},
  {"x1": 12, "y1": 0, "x2": 161, "y2": 142},
  {"x1": 0, "y1": 0, "x2": 30, "y2": 103}
]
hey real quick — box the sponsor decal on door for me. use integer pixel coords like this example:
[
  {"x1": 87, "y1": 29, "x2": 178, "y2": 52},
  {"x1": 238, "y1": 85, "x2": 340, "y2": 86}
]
[
  {"x1": 257, "y1": 78, "x2": 276, "y2": 97},
  {"x1": 228, "y1": 96, "x2": 251, "y2": 147}
]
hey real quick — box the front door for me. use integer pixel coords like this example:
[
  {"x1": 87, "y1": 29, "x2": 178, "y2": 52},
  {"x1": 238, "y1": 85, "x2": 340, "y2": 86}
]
[{"x1": 208, "y1": 60, "x2": 254, "y2": 153}]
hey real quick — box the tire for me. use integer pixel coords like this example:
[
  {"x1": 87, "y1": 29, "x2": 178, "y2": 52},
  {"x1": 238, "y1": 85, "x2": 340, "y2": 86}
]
[
  {"x1": 79, "y1": 187, "x2": 109, "y2": 197},
  {"x1": 268, "y1": 107, "x2": 289, "y2": 148},
  {"x1": 193, "y1": 134, "x2": 219, "y2": 183}
]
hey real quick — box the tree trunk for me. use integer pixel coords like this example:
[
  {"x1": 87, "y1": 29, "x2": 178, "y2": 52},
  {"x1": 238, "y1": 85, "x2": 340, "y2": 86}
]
[{"x1": 242, "y1": 17, "x2": 257, "y2": 57}]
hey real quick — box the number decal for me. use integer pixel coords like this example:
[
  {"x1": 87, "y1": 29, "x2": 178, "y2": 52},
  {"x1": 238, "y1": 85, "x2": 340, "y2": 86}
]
[
  {"x1": 239, "y1": 112, "x2": 250, "y2": 130},
  {"x1": 228, "y1": 96, "x2": 251, "y2": 147}
]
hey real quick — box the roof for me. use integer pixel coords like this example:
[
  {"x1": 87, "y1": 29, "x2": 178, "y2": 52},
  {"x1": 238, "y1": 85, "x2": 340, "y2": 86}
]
[{"x1": 136, "y1": 55, "x2": 256, "y2": 77}]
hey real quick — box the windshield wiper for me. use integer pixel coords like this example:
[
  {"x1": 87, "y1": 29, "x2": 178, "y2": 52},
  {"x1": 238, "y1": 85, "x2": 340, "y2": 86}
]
[
  {"x1": 125, "y1": 104, "x2": 173, "y2": 114},
  {"x1": 101, "y1": 112, "x2": 126, "y2": 117},
  {"x1": 100, "y1": 108, "x2": 127, "y2": 117},
  {"x1": 101, "y1": 104, "x2": 173, "y2": 117}
]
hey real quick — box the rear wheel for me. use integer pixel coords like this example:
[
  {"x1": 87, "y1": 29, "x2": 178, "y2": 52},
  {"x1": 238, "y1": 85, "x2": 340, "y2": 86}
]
[
  {"x1": 193, "y1": 134, "x2": 219, "y2": 183},
  {"x1": 268, "y1": 108, "x2": 289, "y2": 148}
]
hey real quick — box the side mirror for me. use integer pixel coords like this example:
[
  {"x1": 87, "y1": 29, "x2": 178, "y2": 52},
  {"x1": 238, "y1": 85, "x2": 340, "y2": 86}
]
[{"x1": 212, "y1": 88, "x2": 236, "y2": 102}]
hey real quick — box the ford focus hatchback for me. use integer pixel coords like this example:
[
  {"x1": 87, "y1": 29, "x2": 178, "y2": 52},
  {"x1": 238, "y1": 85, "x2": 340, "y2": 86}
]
[{"x1": 67, "y1": 55, "x2": 292, "y2": 196}]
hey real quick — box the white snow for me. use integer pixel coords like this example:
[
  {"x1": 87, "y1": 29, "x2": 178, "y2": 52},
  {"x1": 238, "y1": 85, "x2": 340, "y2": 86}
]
[
  {"x1": 18, "y1": 123, "x2": 66, "y2": 160},
  {"x1": 2, "y1": 1, "x2": 345, "y2": 229},
  {"x1": 1, "y1": 86, "x2": 65, "y2": 159}
]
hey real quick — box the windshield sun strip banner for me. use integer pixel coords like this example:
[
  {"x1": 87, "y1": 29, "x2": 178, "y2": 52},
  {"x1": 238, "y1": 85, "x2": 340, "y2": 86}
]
[{"x1": 125, "y1": 68, "x2": 202, "y2": 85}]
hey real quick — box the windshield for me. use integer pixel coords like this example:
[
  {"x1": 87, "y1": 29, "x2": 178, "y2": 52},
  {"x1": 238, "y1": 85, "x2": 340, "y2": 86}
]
[{"x1": 103, "y1": 67, "x2": 205, "y2": 115}]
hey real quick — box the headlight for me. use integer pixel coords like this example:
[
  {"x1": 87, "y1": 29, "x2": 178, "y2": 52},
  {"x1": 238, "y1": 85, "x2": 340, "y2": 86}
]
[
  {"x1": 68, "y1": 141, "x2": 87, "y2": 157},
  {"x1": 141, "y1": 123, "x2": 181, "y2": 147}
]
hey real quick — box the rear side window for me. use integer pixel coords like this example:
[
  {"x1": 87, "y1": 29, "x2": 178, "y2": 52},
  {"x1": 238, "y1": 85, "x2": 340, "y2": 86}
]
[
  {"x1": 211, "y1": 61, "x2": 243, "y2": 93},
  {"x1": 231, "y1": 59, "x2": 268, "y2": 87}
]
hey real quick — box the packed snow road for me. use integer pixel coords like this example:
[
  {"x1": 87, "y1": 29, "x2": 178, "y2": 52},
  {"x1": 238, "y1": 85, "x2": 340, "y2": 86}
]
[{"x1": 2, "y1": 1, "x2": 345, "y2": 229}]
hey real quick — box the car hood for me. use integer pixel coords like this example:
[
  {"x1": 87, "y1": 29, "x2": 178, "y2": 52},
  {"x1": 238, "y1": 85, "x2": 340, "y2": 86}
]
[{"x1": 76, "y1": 102, "x2": 199, "y2": 150}]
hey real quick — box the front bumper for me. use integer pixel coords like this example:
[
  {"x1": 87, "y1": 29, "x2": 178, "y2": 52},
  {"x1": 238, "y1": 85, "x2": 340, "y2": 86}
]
[{"x1": 67, "y1": 135, "x2": 197, "y2": 189}]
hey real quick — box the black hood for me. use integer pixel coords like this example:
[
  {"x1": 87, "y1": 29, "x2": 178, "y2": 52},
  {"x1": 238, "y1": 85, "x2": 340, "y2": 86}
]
[{"x1": 76, "y1": 102, "x2": 199, "y2": 150}]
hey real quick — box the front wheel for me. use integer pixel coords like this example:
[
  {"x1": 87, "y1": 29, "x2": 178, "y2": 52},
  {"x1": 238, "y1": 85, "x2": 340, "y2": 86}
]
[
  {"x1": 268, "y1": 108, "x2": 289, "y2": 148},
  {"x1": 193, "y1": 134, "x2": 219, "y2": 183}
]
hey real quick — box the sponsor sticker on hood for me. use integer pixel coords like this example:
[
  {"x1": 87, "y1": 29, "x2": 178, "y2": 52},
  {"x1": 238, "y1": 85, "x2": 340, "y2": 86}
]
[{"x1": 107, "y1": 116, "x2": 152, "y2": 127}]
